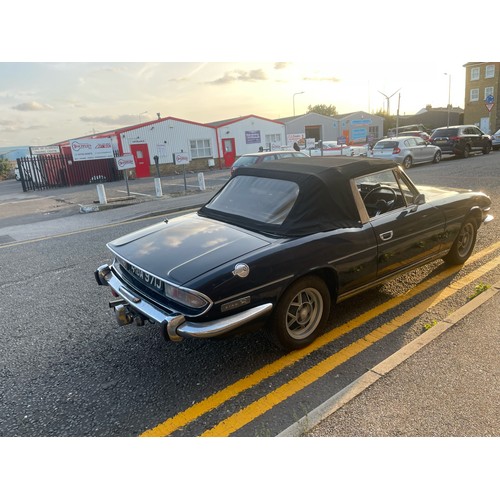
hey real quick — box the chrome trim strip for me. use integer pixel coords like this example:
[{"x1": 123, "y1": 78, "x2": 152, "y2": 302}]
[
  {"x1": 176, "y1": 303, "x2": 273, "y2": 339},
  {"x1": 213, "y1": 274, "x2": 294, "y2": 305}
]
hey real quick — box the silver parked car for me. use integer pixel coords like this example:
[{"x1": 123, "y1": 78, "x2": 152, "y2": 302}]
[
  {"x1": 491, "y1": 128, "x2": 500, "y2": 151},
  {"x1": 371, "y1": 136, "x2": 442, "y2": 168}
]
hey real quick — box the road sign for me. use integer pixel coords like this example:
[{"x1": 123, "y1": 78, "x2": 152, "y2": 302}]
[{"x1": 485, "y1": 94, "x2": 494, "y2": 112}]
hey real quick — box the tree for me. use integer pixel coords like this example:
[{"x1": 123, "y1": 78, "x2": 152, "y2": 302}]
[
  {"x1": 307, "y1": 104, "x2": 338, "y2": 117},
  {"x1": 0, "y1": 158, "x2": 10, "y2": 180}
]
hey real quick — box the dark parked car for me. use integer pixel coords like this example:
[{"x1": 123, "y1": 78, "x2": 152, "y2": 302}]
[
  {"x1": 230, "y1": 150, "x2": 308, "y2": 175},
  {"x1": 95, "y1": 157, "x2": 492, "y2": 351},
  {"x1": 430, "y1": 125, "x2": 492, "y2": 158}
]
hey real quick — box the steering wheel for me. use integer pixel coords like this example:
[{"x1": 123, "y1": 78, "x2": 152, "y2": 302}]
[{"x1": 363, "y1": 186, "x2": 398, "y2": 216}]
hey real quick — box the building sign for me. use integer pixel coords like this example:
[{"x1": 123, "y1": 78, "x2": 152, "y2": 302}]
[
  {"x1": 351, "y1": 128, "x2": 368, "y2": 141},
  {"x1": 30, "y1": 145, "x2": 61, "y2": 155},
  {"x1": 115, "y1": 154, "x2": 135, "y2": 171},
  {"x1": 287, "y1": 133, "x2": 306, "y2": 148},
  {"x1": 245, "y1": 130, "x2": 261, "y2": 144},
  {"x1": 351, "y1": 119, "x2": 372, "y2": 125},
  {"x1": 70, "y1": 138, "x2": 114, "y2": 161},
  {"x1": 174, "y1": 152, "x2": 190, "y2": 165}
]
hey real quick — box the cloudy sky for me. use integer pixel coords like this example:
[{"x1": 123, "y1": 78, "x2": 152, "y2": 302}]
[
  {"x1": 0, "y1": 61, "x2": 471, "y2": 147},
  {"x1": 2, "y1": 3, "x2": 496, "y2": 148}
]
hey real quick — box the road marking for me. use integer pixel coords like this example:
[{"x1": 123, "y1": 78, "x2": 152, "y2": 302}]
[
  {"x1": 201, "y1": 254, "x2": 500, "y2": 436},
  {"x1": 116, "y1": 190, "x2": 153, "y2": 197},
  {"x1": 0, "y1": 211, "x2": 192, "y2": 249},
  {"x1": 140, "y1": 242, "x2": 500, "y2": 437}
]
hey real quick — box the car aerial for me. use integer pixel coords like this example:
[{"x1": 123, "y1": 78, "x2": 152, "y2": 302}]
[
  {"x1": 95, "y1": 157, "x2": 492, "y2": 352},
  {"x1": 371, "y1": 136, "x2": 442, "y2": 168},
  {"x1": 491, "y1": 128, "x2": 500, "y2": 150},
  {"x1": 230, "y1": 150, "x2": 308, "y2": 175},
  {"x1": 309, "y1": 140, "x2": 353, "y2": 157},
  {"x1": 429, "y1": 125, "x2": 492, "y2": 158}
]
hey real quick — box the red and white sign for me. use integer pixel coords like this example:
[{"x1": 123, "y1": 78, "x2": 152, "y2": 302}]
[
  {"x1": 174, "y1": 152, "x2": 190, "y2": 165},
  {"x1": 486, "y1": 103, "x2": 494, "y2": 112},
  {"x1": 70, "y1": 138, "x2": 114, "y2": 161},
  {"x1": 115, "y1": 154, "x2": 135, "y2": 171}
]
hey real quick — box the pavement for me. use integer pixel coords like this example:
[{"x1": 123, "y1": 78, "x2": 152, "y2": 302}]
[{"x1": 1, "y1": 170, "x2": 499, "y2": 441}]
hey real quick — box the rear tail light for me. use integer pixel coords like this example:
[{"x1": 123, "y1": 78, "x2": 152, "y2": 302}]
[{"x1": 393, "y1": 147, "x2": 401, "y2": 154}]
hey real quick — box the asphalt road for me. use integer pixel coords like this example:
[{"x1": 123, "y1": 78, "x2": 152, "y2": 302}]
[{"x1": 0, "y1": 154, "x2": 499, "y2": 438}]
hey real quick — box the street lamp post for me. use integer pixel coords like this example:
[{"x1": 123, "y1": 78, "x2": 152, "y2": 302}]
[
  {"x1": 444, "y1": 73, "x2": 451, "y2": 127},
  {"x1": 293, "y1": 92, "x2": 304, "y2": 116}
]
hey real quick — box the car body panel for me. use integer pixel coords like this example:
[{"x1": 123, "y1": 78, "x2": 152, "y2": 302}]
[
  {"x1": 108, "y1": 214, "x2": 271, "y2": 285},
  {"x1": 95, "y1": 157, "x2": 492, "y2": 348}
]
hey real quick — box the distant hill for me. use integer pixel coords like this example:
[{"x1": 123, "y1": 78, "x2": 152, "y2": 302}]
[{"x1": 0, "y1": 146, "x2": 30, "y2": 160}]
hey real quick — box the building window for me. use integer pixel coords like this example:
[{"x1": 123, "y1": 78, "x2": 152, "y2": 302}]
[
  {"x1": 485, "y1": 87, "x2": 494, "y2": 100},
  {"x1": 190, "y1": 139, "x2": 212, "y2": 158},
  {"x1": 470, "y1": 67, "x2": 480, "y2": 81},
  {"x1": 470, "y1": 88, "x2": 479, "y2": 102},
  {"x1": 265, "y1": 133, "x2": 282, "y2": 149},
  {"x1": 485, "y1": 65, "x2": 495, "y2": 78}
]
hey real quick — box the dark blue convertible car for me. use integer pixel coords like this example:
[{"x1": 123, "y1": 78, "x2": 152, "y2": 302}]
[{"x1": 95, "y1": 157, "x2": 492, "y2": 351}]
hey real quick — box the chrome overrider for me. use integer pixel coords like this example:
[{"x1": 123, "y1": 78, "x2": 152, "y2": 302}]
[{"x1": 94, "y1": 264, "x2": 273, "y2": 342}]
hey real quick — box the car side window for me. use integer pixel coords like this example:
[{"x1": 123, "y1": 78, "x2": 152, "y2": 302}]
[
  {"x1": 262, "y1": 155, "x2": 277, "y2": 162},
  {"x1": 356, "y1": 170, "x2": 406, "y2": 218},
  {"x1": 415, "y1": 138, "x2": 425, "y2": 146}
]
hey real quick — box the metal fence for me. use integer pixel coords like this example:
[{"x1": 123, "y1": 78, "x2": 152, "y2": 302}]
[{"x1": 16, "y1": 154, "x2": 123, "y2": 192}]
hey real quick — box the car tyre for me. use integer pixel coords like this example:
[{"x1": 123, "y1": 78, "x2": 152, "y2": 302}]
[
  {"x1": 482, "y1": 143, "x2": 491, "y2": 155},
  {"x1": 402, "y1": 156, "x2": 412, "y2": 169},
  {"x1": 269, "y1": 276, "x2": 330, "y2": 351},
  {"x1": 433, "y1": 151, "x2": 442, "y2": 164},
  {"x1": 443, "y1": 217, "x2": 477, "y2": 265},
  {"x1": 462, "y1": 144, "x2": 471, "y2": 158}
]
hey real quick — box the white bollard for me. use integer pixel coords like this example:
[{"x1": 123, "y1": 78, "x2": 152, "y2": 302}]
[
  {"x1": 154, "y1": 177, "x2": 163, "y2": 197},
  {"x1": 198, "y1": 172, "x2": 206, "y2": 191},
  {"x1": 96, "y1": 184, "x2": 107, "y2": 204}
]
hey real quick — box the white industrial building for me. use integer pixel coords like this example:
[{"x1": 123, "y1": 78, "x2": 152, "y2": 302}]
[
  {"x1": 280, "y1": 111, "x2": 384, "y2": 146},
  {"x1": 207, "y1": 114, "x2": 286, "y2": 167}
]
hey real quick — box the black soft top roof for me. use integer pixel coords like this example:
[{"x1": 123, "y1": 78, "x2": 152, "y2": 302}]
[{"x1": 200, "y1": 156, "x2": 398, "y2": 236}]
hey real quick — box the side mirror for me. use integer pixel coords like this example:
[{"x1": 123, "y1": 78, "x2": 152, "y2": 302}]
[{"x1": 415, "y1": 193, "x2": 426, "y2": 205}]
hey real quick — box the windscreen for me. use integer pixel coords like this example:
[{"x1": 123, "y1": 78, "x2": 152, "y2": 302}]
[{"x1": 374, "y1": 141, "x2": 398, "y2": 149}]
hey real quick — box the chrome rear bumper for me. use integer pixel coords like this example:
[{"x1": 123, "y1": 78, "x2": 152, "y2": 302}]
[{"x1": 95, "y1": 264, "x2": 273, "y2": 341}]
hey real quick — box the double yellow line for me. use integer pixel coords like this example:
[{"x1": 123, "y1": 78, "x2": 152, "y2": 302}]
[{"x1": 141, "y1": 242, "x2": 500, "y2": 437}]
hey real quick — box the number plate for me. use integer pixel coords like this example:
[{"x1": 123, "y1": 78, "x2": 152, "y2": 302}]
[{"x1": 129, "y1": 264, "x2": 164, "y2": 292}]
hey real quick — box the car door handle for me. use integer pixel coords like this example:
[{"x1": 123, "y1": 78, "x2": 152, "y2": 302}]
[{"x1": 379, "y1": 230, "x2": 393, "y2": 241}]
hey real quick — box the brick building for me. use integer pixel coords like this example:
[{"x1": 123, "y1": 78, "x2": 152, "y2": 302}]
[{"x1": 463, "y1": 62, "x2": 500, "y2": 134}]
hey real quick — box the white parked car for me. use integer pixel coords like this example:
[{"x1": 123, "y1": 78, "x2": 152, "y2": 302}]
[
  {"x1": 491, "y1": 129, "x2": 500, "y2": 150},
  {"x1": 308, "y1": 141, "x2": 353, "y2": 157},
  {"x1": 371, "y1": 136, "x2": 442, "y2": 168}
]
